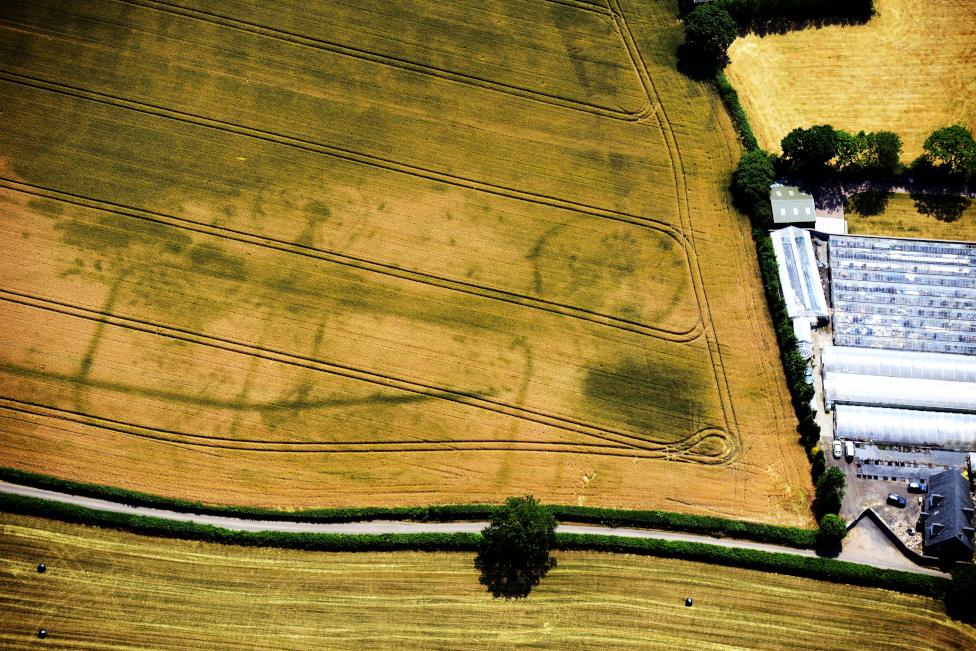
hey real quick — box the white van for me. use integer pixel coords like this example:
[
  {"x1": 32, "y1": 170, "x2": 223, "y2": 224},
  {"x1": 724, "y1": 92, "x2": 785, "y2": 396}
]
[{"x1": 844, "y1": 441, "x2": 855, "y2": 462}]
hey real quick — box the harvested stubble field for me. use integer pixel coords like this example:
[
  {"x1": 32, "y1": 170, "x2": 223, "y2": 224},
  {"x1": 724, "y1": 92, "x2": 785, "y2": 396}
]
[
  {"x1": 726, "y1": 0, "x2": 976, "y2": 159},
  {"x1": 0, "y1": 0, "x2": 810, "y2": 522},
  {"x1": 847, "y1": 193, "x2": 976, "y2": 242},
  {"x1": 1, "y1": 513, "x2": 971, "y2": 650}
]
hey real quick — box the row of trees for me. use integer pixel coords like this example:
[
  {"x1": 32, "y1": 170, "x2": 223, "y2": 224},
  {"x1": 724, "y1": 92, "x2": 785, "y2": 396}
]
[
  {"x1": 780, "y1": 123, "x2": 976, "y2": 182},
  {"x1": 681, "y1": 1, "x2": 873, "y2": 72}
]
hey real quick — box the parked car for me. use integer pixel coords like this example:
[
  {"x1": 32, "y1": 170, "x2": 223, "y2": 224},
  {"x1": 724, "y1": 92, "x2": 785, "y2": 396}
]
[
  {"x1": 844, "y1": 441, "x2": 855, "y2": 462},
  {"x1": 832, "y1": 440, "x2": 843, "y2": 459},
  {"x1": 887, "y1": 494, "x2": 908, "y2": 508},
  {"x1": 908, "y1": 480, "x2": 928, "y2": 493},
  {"x1": 804, "y1": 367, "x2": 814, "y2": 385}
]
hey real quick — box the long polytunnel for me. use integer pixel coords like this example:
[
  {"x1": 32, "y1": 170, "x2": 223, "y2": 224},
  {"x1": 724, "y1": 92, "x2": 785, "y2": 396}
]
[
  {"x1": 823, "y1": 372, "x2": 976, "y2": 413},
  {"x1": 821, "y1": 345, "x2": 976, "y2": 382},
  {"x1": 835, "y1": 405, "x2": 976, "y2": 451}
]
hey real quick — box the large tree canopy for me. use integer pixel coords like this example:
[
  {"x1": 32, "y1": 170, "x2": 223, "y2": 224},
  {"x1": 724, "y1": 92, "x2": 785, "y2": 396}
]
[
  {"x1": 780, "y1": 125, "x2": 840, "y2": 175},
  {"x1": 732, "y1": 149, "x2": 776, "y2": 227},
  {"x1": 813, "y1": 467, "x2": 846, "y2": 518},
  {"x1": 683, "y1": 3, "x2": 738, "y2": 67},
  {"x1": 922, "y1": 125, "x2": 976, "y2": 178},
  {"x1": 474, "y1": 496, "x2": 557, "y2": 599}
]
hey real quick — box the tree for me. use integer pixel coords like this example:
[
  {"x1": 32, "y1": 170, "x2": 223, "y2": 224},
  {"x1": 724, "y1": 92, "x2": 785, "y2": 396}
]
[
  {"x1": 475, "y1": 496, "x2": 557, "y2": 599},
  {"x1": 945, "y1": 563, "x2": 976, "y2": 623},
  {"x1": 683, "y1": 4, "x2": 738, "y2": 68},
  {"x1": 813, "y1": 467, "x2": 846, "y2": 518},
  {"x1": 810, "y1": 449, "x2": 826, "y2": 484},
  {"x1": 922, "y1": 125, "x2": 976, "y2": 178},
  {"x1": 780, "y1": 125, "x2": 840, "y2": 176},
  {"x1": 867, "y1": 130, "x2": 903, "y2": 176},
  {"x1": 816, "y1": 514, "x2": 848, "y2": 554},
  {"x1": 732, "y1": 149, "x2": 776, "y2": 227}
]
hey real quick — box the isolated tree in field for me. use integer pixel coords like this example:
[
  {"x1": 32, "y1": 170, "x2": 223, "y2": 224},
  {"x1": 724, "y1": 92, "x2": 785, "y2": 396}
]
[
  {"x1": 813, "y1": 467, "x2": 846, "y2": 518},
  {"x1": 475, "y1": 496, "x2": 557, "y2": 599},
  {"x1": 732, "y1": 149, "x2": 776, "y2": 226},
  {"x1": 922, "y1": 125, "x2": 976, "y2": 178},
  {"x1": 945, "y1": 563, "x2": 976, "y2": 623},
  {"x1": 683, "y1": 4, "x2": 738, "y2": 67},
  {"x1": 780, "y1": 125, "x2": 840, "y2": 175}
]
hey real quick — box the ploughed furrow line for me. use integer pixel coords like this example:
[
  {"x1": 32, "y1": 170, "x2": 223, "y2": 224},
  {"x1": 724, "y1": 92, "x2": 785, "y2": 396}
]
[
  {"x1": 0, "y1": 398, "x2": 731, "y2": 462},
  {"x1": 0, "y1": 179, "x2": 703, "y2": 342},
  {"x1": 0, "y1": 71, "x2": 679, "y2": 238},
  {"x1": 0, "y1": 398, "x2": 653, "y2": 457},
  {"x1": 115, "y1": 0, "x2": 650, "y2": 122},
  {"x1": 0, "y1": 288, "x2": 724, "y2": 456},
  {"x1": 610, "y1": 0, "x2": 741, "y2": 447},
  {"x1": 542, "y1": 0, "x2": 613, "y2": 15}
]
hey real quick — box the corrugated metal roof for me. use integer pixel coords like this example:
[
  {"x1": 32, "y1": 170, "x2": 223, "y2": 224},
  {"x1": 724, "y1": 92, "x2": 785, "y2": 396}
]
[{"x1": 771, "y1": 227, "x2": 829, "y2": 320}]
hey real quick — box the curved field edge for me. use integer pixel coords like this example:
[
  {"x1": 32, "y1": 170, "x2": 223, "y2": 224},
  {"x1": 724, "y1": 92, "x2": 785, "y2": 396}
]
[
  {"x1": 0, "y1": 497, "x2": 945, "y2": 597},
  {"x1": 3, "y1": 514, "x2": 968, "y2": 651},
  {"x1": 0, "y1": 468, "x2": 816, "y2": 548}
]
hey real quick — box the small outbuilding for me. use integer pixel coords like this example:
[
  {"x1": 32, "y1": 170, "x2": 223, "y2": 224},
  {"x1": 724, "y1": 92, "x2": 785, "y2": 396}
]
[
  {"x1": 770, "y1": 184, "x2": 816, "y2": 225},
  {"x1": 920, "y1": 469, "x2": 975, "y2": 560}
]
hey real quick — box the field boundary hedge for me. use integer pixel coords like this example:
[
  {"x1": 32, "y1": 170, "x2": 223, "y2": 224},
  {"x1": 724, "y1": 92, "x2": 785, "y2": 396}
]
[
  {"x1": 556, "y1": 533, "x2": 945, "y2": 597},
  {"x1": 0, "y1": 493, "x2": 943, "y2": 597},
  {"x1": 0, "y1": 467, "x2": 816, "y2": 548}
]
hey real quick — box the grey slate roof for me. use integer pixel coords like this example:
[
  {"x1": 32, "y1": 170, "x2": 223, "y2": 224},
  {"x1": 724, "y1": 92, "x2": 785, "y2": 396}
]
[
  {"x1": 922, "y1": 469, "x2": 975, "y2": 556},
  {"x1": 770, "y1": 185, "x2": 816, "y2": 224}
]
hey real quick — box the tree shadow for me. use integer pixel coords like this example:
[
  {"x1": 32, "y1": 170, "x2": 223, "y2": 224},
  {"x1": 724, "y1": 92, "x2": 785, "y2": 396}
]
[
  {"x1": 911, "y1": 193, "x2": 973, "y2": 223},
  {"x1": 675, "y1": 43, "x2": 718, "y2": 82},
  {"x1": 846, "y1": 190, "x2": 891, "y2": 217}
]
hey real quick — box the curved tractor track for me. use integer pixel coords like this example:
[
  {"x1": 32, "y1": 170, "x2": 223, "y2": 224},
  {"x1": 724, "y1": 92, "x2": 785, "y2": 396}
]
[{"x1": 0, "y1": 0, "x2": 744, "y2": 469}]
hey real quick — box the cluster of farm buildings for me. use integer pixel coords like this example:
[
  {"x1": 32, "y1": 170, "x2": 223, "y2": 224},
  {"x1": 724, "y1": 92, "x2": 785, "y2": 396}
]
[{"x1": 769, "y1": 185, "x2": 976, "y2": 561}]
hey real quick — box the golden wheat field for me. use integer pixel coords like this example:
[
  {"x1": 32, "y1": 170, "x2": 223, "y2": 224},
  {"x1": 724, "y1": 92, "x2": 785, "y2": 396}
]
[
  {"x1": 726, "y1": 0, "x2": 976, "y2": 159},
  {"x1": 846, "y1": 193, "x2": 976, "y2": 242},
  {"x1": 0, "y1": 514, "x2": 971, "y2": 650},
  {"x1": 0, "y1": 0, "x2": 810, "y2": 522}
]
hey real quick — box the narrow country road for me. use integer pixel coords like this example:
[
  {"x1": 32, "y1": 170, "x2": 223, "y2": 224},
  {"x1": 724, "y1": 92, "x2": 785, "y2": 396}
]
[{"x1": 0, "y1": 481, "x2": 947, "y2": 577}]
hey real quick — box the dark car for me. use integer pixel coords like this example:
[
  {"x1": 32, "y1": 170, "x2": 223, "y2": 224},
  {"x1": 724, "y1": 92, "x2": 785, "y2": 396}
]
[{"x1": 887, "y1": 493, "x2": 908, "y2": 508}]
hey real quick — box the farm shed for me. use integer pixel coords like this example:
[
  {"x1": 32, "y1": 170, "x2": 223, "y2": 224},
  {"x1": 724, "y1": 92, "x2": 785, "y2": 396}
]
[
  {"x1": 770, "y1": 226, "x2": 829, "y2": 322},
  {"x1": 834, "y1": 405, "x2": 976, "y2": 451},
  {"x1": 920, "y1": 469, "x2": 975, "y2": 560},
  {"x1": 829, "y1": 234, "x2": 976, "y2": 356},
  {"x1": 823, "y1": 372, "x2": 976, "y2": 413},
  {"x1": 770, "y1": 185, "x2": 816, "y2": 225},
  {"x1": 821, "y1": 345, "x2": 976, "y2": 383}
]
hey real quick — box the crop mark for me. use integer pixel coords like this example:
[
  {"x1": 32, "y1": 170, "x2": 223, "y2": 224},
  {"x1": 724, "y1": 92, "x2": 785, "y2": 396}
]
[
  {"x1": 0, "y1": 180, "x2": 701, "y2": 341},
  {"x1": 0, "y1": 71, "x2": 679, "y2": 236},
  {"x1": 609, "y1": 0, "x2": 741, "y2": 455},
  {"x1": 113, "y1": 0, "x2": 651, "y2": 122},
  {"x1": 0, "y1": 287, "x2": 732, "y2": 461}
]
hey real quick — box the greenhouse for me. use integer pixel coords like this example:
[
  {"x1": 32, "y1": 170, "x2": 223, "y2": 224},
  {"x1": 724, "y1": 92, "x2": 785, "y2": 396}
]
[
  {"x1": 771, "y1": 227, "x2": 829, "y2": 321},
  {"x1": 835, "y1": 405, "x2": 976, "y2": 451},
  {"x1": 829, "y1": 234, "x2": 976, "y2": 355},
  {"x1": 821, "y1": 345, "x2": 976, "y2": 382},
  {"x1": 823, "y1": 371, "x2": 976, "y2": 413}
]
